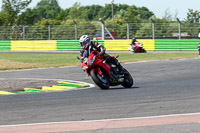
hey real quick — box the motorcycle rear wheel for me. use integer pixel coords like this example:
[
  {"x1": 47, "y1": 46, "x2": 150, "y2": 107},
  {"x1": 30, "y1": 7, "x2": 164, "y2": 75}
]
[{"x1": 90, "y1": 69, "x2": 110, "y2": 90}]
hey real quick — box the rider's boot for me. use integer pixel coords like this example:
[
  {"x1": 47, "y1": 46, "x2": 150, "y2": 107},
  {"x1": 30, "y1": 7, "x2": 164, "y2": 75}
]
[
  {"x1": 117, "y1": 64, "x2": 124, "y2": 74},
  {"x1": 115, "y1": 60, "x2": 124, "y2": 74},
  {"x1": 106, "y1": 56, "x2": 124, "y2": 75},
  {"x1": 117, "y1": 64, "x2": 125, "y2": 83}
]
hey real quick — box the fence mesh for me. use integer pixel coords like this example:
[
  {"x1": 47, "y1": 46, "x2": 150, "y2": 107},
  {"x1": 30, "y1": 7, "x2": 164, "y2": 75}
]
[{"x1": 0, "y1": 22, "x2": 199, "y2": 40}]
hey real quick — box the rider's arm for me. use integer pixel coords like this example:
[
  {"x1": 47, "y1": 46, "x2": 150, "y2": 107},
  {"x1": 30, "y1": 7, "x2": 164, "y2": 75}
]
[
  {"x1": 93, "y1": 41, "x2": 105, "y2": 56},
  {"x1": 80, "y1": 48, "x2": 84, "y2": 57}
]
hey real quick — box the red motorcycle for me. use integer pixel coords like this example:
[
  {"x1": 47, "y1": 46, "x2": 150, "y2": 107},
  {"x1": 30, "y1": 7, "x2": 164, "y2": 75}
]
[
  {"x1": 77, "y1": 50, "x2": 133, "y2": 90},
  {"x1": 129, "y1": 42, "x2": 146, "y2": 53}
]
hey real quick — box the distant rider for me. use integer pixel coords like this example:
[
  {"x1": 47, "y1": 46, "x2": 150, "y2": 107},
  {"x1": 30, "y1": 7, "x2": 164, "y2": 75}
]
[
  {"x1": 130, "y1": 37, "x2": 140, "y2": 52},
  {"x1": 79, "y1": 35, "x2": 124, "y2": 73}
]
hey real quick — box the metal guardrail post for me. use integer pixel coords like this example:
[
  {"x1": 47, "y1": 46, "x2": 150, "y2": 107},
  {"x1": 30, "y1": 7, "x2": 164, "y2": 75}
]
[
  {"x1": 99, "y1": 18, "x2": 115, "y2": 40},
  {"x1": 23, "y1": 26, "x2": 26, "y2": 40},
  {"x1": 111, "y1": 0, "x2": 114, "y2": 21},
  {"x1": 48, "y1": 25, "x2": 51, "y2": 40},
  {"x1": 99, "y1": 18, "x2": 105, "y2": 40},
  {"x1": 46, "y1": 21, "x2": 51, "y2": 40},
  {"x1": 125, "y1": 19, "x2": 130, "y2": 39},
  {"x1": 151, "y1": 19, "x2": 155, "y2": 39},
  {"x1": 73, "y1": 20, "x2": 78, "y2": 40},
  {"x1": 177, "y1": 18, "x2": 181, "y2": 40}
]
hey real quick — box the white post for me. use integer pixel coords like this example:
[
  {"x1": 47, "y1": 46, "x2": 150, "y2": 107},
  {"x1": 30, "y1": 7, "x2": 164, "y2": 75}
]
[
  {"x1": 73, "y1": 20, "x2": 78, "y2": 40},
  {"x1": 99, "y1": 18, "x2": 105, "y2": 40},
  {"x1": 177, "y1": 18, "x2": 181, "y2": 40},
  {"x1": 111, "y1": 0, "x2": 114, "y2": 21},
  {"x1": 125, "y1": 19, "x2": 130, "y2": 39},
  {"x1": 151, "y1": 19, "x2": 155, "y2": 39}
]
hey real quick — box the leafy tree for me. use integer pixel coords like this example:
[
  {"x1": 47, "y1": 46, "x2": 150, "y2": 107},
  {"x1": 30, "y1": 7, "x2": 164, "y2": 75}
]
[
  {"x1": 68, "y1": 2, "x2": 82, "y2": 20},
  {"x1": 55, "y1": 9, "x2": 70, "y2": 21},
  {"x1": 36, "y1": 0, "x2": 59, "y2": 7},
  {"x1": 0, "y1": 12, "x2": 9, "y2": 26},
  {"x1": 186, "y1": 9, "x2": 200, "y2": 23},
  {"x1": 139, "y1": 7, "x2": 154, "y2": 20},
  {"x1": 99, "y1": 4, "x2": 113, "y2": 20},
  {"x1": 34, "y1": 18, "x2": 61, "y2": 26},
  {"x1": 2, "y1": 0, "x2": 32, "y2": 25},
  {"x1": 17, "y1": 8, "x2": 38, "y2": 25},
  {"x1": 35, "y1": 0, "x2": 61, "y2": 19},
  {"x1": 84, "y1": 5, "x2": 103, "y2": 21},
  {"x1": 125, "y1": 5, "x2": 140, "y2": 23},
  {"x1": 18, "y1": 0, "x2": 62, "y2": 25}
]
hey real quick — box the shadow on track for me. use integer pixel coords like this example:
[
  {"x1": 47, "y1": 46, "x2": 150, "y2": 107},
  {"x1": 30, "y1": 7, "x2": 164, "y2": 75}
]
[{"x1": 108, "y1": 86, "x2": 139, "y2": 90}]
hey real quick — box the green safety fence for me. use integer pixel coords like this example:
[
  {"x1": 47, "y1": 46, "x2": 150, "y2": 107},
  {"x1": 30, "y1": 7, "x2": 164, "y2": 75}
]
[
  {"x1": 0, "y1": 41, "x2": 10, "y2": 51},
  {"x1": 155, "y1": 39, "x2": 199, "y2": 51}
]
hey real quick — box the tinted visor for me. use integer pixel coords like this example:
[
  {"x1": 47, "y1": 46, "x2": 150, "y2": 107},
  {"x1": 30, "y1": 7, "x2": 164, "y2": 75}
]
[{"x1": 80, "y1": 41, "x2": 87, "y2": 46}]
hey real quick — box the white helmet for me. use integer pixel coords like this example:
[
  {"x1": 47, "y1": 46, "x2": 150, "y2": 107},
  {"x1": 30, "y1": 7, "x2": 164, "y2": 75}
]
[{"x1": 79, "y1": 35, "x2": 91, "y2": 47}]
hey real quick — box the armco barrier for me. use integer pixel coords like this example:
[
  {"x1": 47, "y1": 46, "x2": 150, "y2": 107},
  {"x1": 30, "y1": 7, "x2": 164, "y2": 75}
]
[
  {"x1": 0, "y1": 41, "x2": 10, "y2": 51},
  {"x1": 57, "y1": 40, "x2": 80, "y2": 51},
  {"x1": 11, "y1": 41, "x2": 57, "y2": 51},
  {"x1": 104, "y1": 39, "x2": 155, "y2": 51},
  {"x1": 138, "y1": 39, "x2": 155, "y2": 51},
  {"x1": 104, "y1": 40, "x2": 130, "y2": 50},
  {"x1": 0, "y1": 40, "x2": 199, "y2": 51},
  {"x1": 155, "y1": 39, "x2": 199, "y2": 51},
  {"x1": 57, "y1": 40, "x2": 104, "y2": 51}
]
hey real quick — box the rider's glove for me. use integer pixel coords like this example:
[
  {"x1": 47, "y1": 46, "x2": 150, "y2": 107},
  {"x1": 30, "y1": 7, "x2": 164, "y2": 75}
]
[
  {"x1": 80, "y1": 57, "x2": 84, "y2": 62},
  {"x1": 84, "y1": 58, "x2": 88, "y2": 64},
  {"x1": 99, "y1": 51, "x2": 104, "y2": 56}
]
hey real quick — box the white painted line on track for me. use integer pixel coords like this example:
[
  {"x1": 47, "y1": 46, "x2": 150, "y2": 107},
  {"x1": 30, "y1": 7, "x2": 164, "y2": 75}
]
[
  {"x1": 124, "y1": 58, "x2": 200, "y2": 65},
  {"x1": 0, "y1": 66, "x2": 79, "y2": 73},
  {"x1": 1, "y1": 112, "x2": 200, "y2": 127}
]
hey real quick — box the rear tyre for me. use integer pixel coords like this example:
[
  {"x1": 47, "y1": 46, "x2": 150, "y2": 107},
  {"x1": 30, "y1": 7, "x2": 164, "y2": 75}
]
[
  {"x1": 90, "y1": 69, "x2": 110, "y2": 90},
  {"x1": 121, "y1": 69, "x2": 134, "y2": 88}
]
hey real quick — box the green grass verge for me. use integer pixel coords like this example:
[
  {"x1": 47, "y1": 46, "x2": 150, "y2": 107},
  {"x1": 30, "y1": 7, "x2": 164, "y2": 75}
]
[{"x1": 0, "y1": 53, "x2": 198, "y2": 71}]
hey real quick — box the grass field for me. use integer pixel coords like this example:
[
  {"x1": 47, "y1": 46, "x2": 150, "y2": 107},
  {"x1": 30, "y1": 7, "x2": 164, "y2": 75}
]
[{"x1": 0, "y1": 53, "x2": 198, "y2": 71}]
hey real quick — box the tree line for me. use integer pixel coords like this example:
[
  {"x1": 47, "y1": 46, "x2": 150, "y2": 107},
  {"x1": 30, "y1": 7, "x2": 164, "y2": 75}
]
[{"x1": 1, "y1": 0, "x2": 199, "y2": 26}]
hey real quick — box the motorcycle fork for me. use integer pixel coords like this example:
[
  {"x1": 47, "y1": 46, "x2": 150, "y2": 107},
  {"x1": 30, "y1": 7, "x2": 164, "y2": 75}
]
[{"x1": 97, "y1": 68, "x2": 103, "y2": 76}]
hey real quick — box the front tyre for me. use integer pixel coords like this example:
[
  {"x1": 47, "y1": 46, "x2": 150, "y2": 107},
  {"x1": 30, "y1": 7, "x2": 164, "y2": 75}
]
[
  {"x1": 121, "y1": 69, "x2": 134, "y2": 88},
  {"x1": 141, "y1": 48, "x2": 147, "y2": 53},
  {"x1": 90, "y1": 69, "x2": 110, "y2": 90}
]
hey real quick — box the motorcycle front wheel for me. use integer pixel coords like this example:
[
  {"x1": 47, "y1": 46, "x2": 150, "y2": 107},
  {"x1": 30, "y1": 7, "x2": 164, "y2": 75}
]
[
  {"x1": 141, "y1": 48, "x2": 147, "y2": 53},
  {"x1": 90, "y1": 69, "x2": 110, "y2": 90}
]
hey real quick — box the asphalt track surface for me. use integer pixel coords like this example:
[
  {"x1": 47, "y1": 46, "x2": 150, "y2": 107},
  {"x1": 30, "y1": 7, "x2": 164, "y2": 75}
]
[{"x1": 0, "y1": 57, "x2": 200, "y2": 132}]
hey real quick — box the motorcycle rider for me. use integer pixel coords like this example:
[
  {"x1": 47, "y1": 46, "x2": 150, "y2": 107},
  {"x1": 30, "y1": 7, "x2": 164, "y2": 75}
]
[
  {"x1": 79, "y1": 35, "x2": 124, "y2": 73},
  {"x1": 130, "y1": 37, "x2": 146, "y2": 53},
  {"x1": 130, "y1": 37, "x2": 139, "y2": 52}
]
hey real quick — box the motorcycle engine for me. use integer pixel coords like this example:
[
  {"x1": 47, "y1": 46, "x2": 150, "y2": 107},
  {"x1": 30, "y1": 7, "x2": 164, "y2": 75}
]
[{"x1": 109, "y1": 67, "x2": 121, "y2": 85}]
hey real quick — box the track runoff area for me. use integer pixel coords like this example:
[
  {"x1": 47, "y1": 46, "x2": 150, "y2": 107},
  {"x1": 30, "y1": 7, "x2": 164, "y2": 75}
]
[
  {"x1": 0, "y1": 112, "x2": 200, "y2": 132},
  {"x1": 0, "y1": 58, "x2": 200, "y2": 132}
]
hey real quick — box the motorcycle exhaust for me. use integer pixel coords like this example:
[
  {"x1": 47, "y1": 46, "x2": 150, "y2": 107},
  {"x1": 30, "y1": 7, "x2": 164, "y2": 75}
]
[{"x1": 118, "y1": 78, "x2": 124, "y2": 83}]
